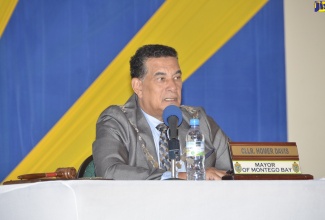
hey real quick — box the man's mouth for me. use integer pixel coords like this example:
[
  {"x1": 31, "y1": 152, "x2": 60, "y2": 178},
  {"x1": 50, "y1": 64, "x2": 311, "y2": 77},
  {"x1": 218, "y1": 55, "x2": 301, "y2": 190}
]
[{"x1": 164, "y1": 98, "x2": 177, "y2": 101}]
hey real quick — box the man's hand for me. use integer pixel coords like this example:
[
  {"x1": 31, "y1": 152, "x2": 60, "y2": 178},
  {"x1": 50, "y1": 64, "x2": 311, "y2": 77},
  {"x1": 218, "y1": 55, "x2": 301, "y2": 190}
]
[
  {"x1": 178, "y1": 172, "x2": 187, "y2": 180},
  {"x1": 205, "y1": 167, "x2": 227, "y2": 180}
]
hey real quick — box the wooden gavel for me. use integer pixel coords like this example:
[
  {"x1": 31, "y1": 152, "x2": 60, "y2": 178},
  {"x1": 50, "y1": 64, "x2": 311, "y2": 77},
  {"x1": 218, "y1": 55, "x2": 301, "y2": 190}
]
[{"x1": 18, "y1": 167, "x2": 77, "y2": 180}]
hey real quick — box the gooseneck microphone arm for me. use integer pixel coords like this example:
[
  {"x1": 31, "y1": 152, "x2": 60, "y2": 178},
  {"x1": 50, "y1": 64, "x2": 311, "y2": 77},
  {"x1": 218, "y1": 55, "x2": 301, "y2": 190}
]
[
  {"x1": 167, "y1": 115, "x2": 180, "y2": 162},
  {"x1": 167, "y1": 116, "x2": 179, "y2": 139}
]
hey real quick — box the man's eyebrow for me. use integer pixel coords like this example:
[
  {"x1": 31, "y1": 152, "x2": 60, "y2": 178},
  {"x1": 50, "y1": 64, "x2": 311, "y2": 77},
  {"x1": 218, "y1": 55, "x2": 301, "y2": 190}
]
[
  {"x1": 153, "y1": 71, "x2": 166, "y2": 76},
  {"x1": 153, "y1": 70, "x2": 182, "y2": 76}
]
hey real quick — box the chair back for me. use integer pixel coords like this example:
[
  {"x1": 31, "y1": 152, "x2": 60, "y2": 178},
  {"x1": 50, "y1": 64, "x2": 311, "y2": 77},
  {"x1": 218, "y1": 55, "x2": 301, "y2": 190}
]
[{"x1": 77, "y1": 155, "x2": 96, "y2": 178}]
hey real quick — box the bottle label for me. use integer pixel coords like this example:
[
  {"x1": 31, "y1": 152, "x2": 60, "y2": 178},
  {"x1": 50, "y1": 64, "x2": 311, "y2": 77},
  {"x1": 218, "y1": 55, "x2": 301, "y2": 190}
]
[{"x1": 186, "y1": 141, "x2": 204, "y2": 157}]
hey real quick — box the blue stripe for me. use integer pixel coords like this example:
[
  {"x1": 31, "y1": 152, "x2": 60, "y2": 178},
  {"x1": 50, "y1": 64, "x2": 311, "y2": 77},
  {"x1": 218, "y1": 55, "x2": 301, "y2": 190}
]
[{"x1": 182, "y1": 0, "x2": 286, "y2": 142}]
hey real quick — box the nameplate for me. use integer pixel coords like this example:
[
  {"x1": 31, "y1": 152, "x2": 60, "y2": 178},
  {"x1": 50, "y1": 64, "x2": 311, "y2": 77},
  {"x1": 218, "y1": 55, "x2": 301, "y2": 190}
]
[{"x1": 229, "y1": 142, "x2": 301, "y2": 174}]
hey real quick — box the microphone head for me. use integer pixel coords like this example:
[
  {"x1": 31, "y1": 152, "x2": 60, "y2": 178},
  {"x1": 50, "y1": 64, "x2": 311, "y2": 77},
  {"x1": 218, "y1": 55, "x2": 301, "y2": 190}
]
[{"x1": 163, "y1": 105, "x2": 183, "y2": 127}]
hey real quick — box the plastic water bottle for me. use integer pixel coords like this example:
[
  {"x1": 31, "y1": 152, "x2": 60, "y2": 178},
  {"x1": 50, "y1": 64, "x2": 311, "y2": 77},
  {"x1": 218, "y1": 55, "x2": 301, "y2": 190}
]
[{"x1": 186, "y1": 118, "x2": 206, "y2": 180}]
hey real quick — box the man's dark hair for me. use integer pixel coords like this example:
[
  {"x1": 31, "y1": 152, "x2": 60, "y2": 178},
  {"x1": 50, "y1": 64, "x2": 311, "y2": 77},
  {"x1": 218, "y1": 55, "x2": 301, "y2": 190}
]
[{"x1": 130, "y1": 44, "x2": 178, "y2": 79}]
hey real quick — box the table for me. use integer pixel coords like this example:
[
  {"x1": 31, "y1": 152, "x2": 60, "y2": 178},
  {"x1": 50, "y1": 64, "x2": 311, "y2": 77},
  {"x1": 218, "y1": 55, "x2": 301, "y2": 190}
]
[{"x1": 1, "y1": 180, "x2": 325, "y2": 220}]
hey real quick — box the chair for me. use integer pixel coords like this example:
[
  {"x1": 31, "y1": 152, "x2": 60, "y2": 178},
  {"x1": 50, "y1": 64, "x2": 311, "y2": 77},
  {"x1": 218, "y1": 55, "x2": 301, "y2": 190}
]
[{"x1": 77, "y1": 155, "x2": 96, "y2": 178}]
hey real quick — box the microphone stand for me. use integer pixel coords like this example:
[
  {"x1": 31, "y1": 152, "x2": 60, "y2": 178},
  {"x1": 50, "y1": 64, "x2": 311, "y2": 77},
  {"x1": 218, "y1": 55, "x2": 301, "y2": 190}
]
[{"x1": 167, "y1": 138, "x2": 182, "y2": 180}]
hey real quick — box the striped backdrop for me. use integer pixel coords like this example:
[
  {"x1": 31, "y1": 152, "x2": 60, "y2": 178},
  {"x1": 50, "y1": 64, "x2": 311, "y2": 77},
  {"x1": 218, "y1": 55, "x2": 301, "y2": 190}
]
[{"x1": 1, "y1": 0, "x2": 287, "y2": 182}]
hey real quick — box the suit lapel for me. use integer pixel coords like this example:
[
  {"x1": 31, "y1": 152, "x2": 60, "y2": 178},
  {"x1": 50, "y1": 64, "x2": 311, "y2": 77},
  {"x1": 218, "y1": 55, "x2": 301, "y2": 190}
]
[
  {"x1": 135, "y1": 109, "x2": 158, "y2": 162},
  {"x1": 123, "y1": 94, "x2": 159, "y2": 167}
]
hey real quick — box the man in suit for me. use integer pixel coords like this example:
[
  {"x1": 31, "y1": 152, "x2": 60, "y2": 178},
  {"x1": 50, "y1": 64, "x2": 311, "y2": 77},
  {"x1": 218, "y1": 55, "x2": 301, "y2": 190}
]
[{"x1": 93, "y1": 44, "x2": 232, "y2": 180}]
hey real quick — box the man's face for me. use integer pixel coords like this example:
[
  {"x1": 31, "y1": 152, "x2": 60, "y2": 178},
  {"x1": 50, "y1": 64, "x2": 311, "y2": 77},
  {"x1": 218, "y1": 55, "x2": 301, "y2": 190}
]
[{"x1": 132, "y1": 56, "x2": 182, "y2": 121}]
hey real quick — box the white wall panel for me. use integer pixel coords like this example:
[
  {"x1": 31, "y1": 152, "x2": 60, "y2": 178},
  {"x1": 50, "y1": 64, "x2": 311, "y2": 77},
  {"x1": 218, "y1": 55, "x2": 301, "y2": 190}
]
[{"x1": 284, "y1": 0, "x2": 325, "y2": 179}]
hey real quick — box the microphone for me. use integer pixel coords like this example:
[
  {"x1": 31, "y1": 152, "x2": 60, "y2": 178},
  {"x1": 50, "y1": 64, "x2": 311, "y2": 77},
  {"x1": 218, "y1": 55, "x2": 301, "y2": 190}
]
[{"x1": 162, "y1": 105, "x2": 183, "y2": 139}]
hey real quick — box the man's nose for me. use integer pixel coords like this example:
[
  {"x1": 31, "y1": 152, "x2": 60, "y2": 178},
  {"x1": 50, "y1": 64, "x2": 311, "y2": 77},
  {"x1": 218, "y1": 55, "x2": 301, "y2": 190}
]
[{"x1": 166, "y1": 78, "x2": 177, "y2": 91}]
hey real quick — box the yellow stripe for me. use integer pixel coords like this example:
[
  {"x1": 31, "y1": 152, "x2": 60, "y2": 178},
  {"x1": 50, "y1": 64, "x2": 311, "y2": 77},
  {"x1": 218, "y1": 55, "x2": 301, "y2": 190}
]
[
  {"x1": 4, "y1": 0, "x2": 267, "y2": 182},
  {"x1": 0, "y1": 0, "x2": 18, "y2": 38}
]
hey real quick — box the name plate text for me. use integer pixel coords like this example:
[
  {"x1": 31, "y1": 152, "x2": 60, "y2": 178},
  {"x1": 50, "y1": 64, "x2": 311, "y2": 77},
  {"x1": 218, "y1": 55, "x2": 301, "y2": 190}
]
[
  {"x1": 229, "y1": 142, "x2": 301, "y2": 175},
  {"x1": 233, "y1": 160, "x2": 301, "y2": 174}
]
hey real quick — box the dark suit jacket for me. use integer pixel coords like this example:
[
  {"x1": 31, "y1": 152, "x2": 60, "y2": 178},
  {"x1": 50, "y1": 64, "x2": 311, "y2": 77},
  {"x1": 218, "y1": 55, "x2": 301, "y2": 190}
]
[{"x1": 93, "y1": 94, "x2": 232, "y2": 180}]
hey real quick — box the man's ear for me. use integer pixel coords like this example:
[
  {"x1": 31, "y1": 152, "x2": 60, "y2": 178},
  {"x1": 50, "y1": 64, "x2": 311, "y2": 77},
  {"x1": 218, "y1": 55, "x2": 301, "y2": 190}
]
[{"x1": 131, "y1": 78, "x2": 143, "y2": 98}]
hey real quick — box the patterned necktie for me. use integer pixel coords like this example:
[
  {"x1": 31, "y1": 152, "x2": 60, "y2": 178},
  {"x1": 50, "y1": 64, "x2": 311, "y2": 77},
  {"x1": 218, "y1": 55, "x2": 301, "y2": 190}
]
[{"x1": 156, "y1": 123, "x2": 171, "y2": 171}]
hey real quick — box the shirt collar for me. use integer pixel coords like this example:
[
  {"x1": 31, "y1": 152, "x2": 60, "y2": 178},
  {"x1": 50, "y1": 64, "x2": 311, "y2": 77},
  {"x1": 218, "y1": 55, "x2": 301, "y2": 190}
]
[{"x1": 141, "y1": 109, "x2": 163, "y2": 129}]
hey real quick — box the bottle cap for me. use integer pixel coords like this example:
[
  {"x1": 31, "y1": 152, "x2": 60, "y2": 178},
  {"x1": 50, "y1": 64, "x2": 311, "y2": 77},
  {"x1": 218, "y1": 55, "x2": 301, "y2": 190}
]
[{"x1": 189, "y1": 118, "x2": 199, "y2": 126}]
